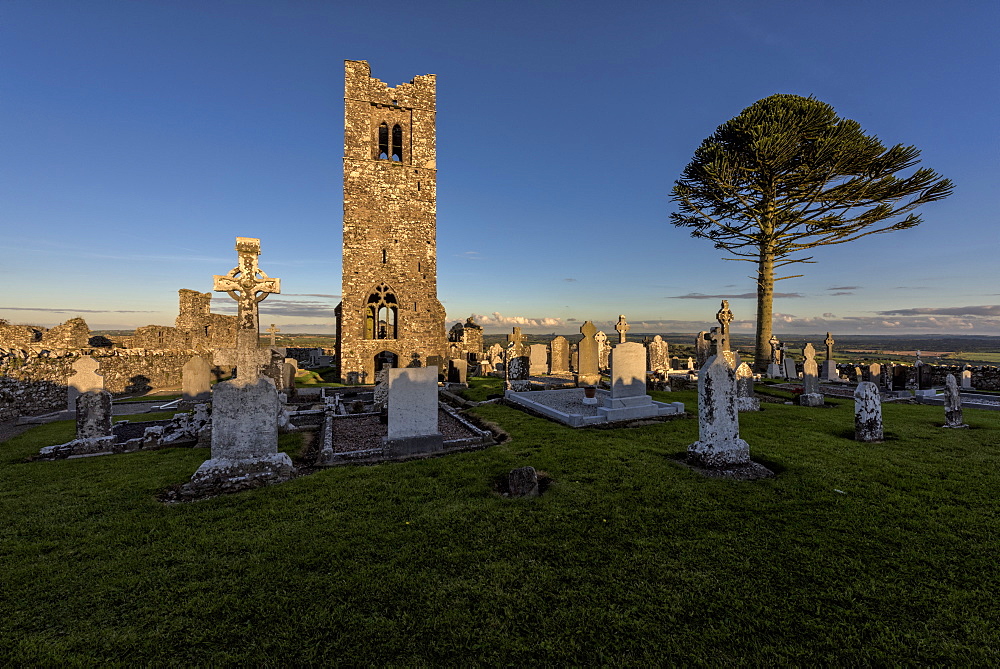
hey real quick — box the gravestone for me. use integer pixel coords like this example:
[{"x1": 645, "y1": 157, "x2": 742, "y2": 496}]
[
  {"x1": 823, "y1": 332, "x2": 838, "y2": 380},
  {"x1": 865, "y1": 363, "x2": 882, "y2": 388},
  {"x1": 549, "y1": 336, "x2": 569, "y2": 374},
  {"x1": 686, "y1": 357, "x2": 695, "y2": 371},
  {"x1": 646, "y1": 335, "x2": 669, "y2": 372},
  {"x1": 800, "y1": 343, "x2": 823, "y2": 407},
  {"x1": 594, "y1": 331, "x2": 610, "y2": 371},
  {"x1": 688, "y1": 352, "x2": 751, "y2": 467},
  {"x1": 615, "y1": 315, "x2": 630, "y2": 343},
  {"x1": 576, "y1": 321, "x2": 600, "y2": 386},
  {"x1": 373, "y1": 364, "x2": 390, "y2": 411},
  {"x1": 384, "y1": 367, "x2": 443, "y2": 455},
  {"x1": 942, "y1": 374, "x2": 968, "y2": 428},
  {"x1": 767, "y1": 335, "x2": 782, "y2": 378},
  {"x1": 598, "y1": 342, "x2": 651, "y2": 420},
  {"x1": 39, "y1": 390, "x2": 116, "y2": 458},
  {"x1": 507, "y1": 326, "x2": 528, "y2": 357},
  {"x1": 182, "y1": 355, "x2": 212, "y2": 402},
  {"x1": 960, "y1": 368, "x2": 972, "y2": 389},
  {"x1": 186, "y1": 237, "x2": 292, "y2": 493},
  {"x1": 528, "y1": 344, "x2": 548, "y2": 376},
  {"x1": 281, "y1": 362, "x2": 297, "y2": 397},
  {"x1": 735, "y1": 362, "x2": 759, "y2": 412},
  {"x1": 67, "y1": 355, "x2": 104, "y2": 411},
  {"x1": 854, "y1": 382, "x2": 883, "y2": 442},
  {"x1": 505, "y1": 344, "x2": 531, "y2": 392},
  {"x1": 448, "y1": 358, "x2": 468, "y2": 384},
  {"x1": 715, "y1": 300, "x2": 733, "y2": 353},
  {"x1": 892, "y1": 365, "x2": 908, "y2": 391},
  {"x1": 695, "y1": 331, "x2": 711, "y2": 368},
  {"x1": 508, "y1": 466, "x2": 539, "y2": 498},
  {"x1": 670, "y1": 356, "x2": 680, "y2": 371},
  {"x1": 570, "y1": 344, "x2": 579, "y2": 374},
  {"x1": 781, "y1": 347, "x2": 797, "y2": 380},
  {"x1": 265, "y1": 323, "x2": 280, "y2": 346}
]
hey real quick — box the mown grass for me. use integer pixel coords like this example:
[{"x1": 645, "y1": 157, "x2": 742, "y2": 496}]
[{"x1": 1, "y1": 382, "x2": 999, "y2": 664}]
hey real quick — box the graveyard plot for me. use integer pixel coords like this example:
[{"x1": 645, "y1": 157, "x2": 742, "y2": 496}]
[{"x1": 1, "y1": 390, "x2": 999, "y2": 664}]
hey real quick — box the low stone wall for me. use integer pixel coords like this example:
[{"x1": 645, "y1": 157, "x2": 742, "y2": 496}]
[
  {"x1": 0, "y1": 348, "x2": 204, "y2": 421},
  {"x1": 835, "y1": 362, "x2": 1000, "y2": 390}
]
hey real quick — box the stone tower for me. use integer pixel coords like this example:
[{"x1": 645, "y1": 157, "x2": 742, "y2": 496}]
[{"x1": 335, "y1": 60, "x2": 446, "y2": 383}]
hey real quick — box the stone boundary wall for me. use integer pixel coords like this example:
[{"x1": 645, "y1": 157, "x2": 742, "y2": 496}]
[
  {"x1": 0, "y1": 348, "x2": 204, "y2": 422},
  {"x1": 835, "y1": 363, "x2": 1000, "y2": 390}
]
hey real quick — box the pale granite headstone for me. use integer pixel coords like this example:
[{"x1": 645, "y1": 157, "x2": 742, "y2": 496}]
[
  {"x1": 688, "y1": 353, "x2": 751, "y2": 467},
  {"x1": 735, "y1": 362, "x2": 759, "y2": 412},
  {"x1": 182, "y1": 355, "x2": 212, "y2": 402},
  {"x1": 942, "y1": 374, "x2": 968, "y2": 428},
  {"x1": 384, "y1": 366, "x2": 443, "y2": 455},
  {"x1": 549, "y1": 336, "x2": 569, "y2": 374},
  {"x1": 528, "y1": 344, "x2": 548, "y2": 376},
  {"x1": 854, "y1": 382, "x2": 883, "y2": 442}
]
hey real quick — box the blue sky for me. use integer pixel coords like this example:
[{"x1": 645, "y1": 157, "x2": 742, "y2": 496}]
[{"x1": 2, "y1": 0, "x2": 997, "y2": 336}]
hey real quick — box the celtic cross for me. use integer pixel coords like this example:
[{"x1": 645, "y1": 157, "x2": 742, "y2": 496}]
[{"x1": 213, "y1": 237, "x2": 281, "y2": 334}]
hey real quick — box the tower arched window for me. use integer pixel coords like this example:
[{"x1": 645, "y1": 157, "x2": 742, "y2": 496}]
[
  {"x1": 377, "y1": 122, "x2": 389, "y2": 160},
  {"x1": 391, "y1": 124, "x2": 402, "y2": 161},
  {"x1": 364, "y1": 283, "x2": 399, "y2": 340}
]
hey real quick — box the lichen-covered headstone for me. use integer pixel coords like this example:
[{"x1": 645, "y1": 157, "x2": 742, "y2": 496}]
[
  {"x1": 942, "y1": 374, "x2": 968, "y2": 428},
  {"x1": 646, "y1": 335, "x2": 669, "y2": 372},
  {"x1": 735, "y1": 362, "x2": 759, "y2": 412},
  {"x1": 39, "y1": 390, "x2": 116, "y2": 458},
  {"x1": 373, "y1": 364, "x2": 390, "y2": 411},
  {"x1": 854, "y1": 382, "x2": 883, "y2": 442},
  {"x1": 800, "y1": 343, "x2": 823, "y2": 407},
  {"x1": 688, "y1": 353, "x2": 751, "y2": 467},
  {"x1": 508, "y1": 466, "x2": 539, "y2": 498},
  {"x1": 549, "y1": 336, "x2": 569, "y2": 374}
]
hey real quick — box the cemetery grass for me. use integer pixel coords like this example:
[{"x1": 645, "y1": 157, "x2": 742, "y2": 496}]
[{"x1": 1, "y1": 392, "x2": 999, "y2": 663}]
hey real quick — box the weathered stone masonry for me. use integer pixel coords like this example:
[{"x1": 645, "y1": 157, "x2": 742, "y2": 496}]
[{"x1": 336, "y1": 60, "x2": 446, "y2": 383}]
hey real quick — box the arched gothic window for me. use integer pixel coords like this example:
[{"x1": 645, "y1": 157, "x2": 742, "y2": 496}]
[
  {"x1": 364, "y1": 283, "x2": 399, "y2": 340},
  {"x1": 377, "y1": 122, "x2": 389, "y2": 160},
  {"x1": 391, "y1": 124, "x2": 402, "y2": 161}
]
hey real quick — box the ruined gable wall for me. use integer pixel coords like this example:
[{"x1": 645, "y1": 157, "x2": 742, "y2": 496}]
[
  {"x1": 40, "y1": 317, "x2": 90, "y2": 348},
  {"x1": 0, "y1": 323, "x2": 45, "y2": 347}
]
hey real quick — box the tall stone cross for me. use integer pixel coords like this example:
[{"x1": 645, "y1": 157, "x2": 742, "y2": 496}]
[
  {"x1": 824, "y1": 332, "x2": 835, "y2": 361},
  {"x1": 615, "y1": 315, "x2": 629, "y2": 343},
  {"x1": 507, "y1": 327, "x2": 527, "y2": 356},
  {"x1": 266, "y1": 323, "x2": 281, "y2": 346},
  {"x1": 214, "y1": 334, "x2": 274, "y2": 382},
  {"x1": 715, "y1": 300, "x2": 734, "y2": 352},
  {"x1": 213, "y1": 237, "x2": 281, "y2": 334}
]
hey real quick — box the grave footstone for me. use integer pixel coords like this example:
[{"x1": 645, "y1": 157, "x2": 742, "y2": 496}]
[
  {"x1": 854, "y1": 382, "x2": 883, "y2": 442},
  {"x1": 688, "y1": 352, "x2": 751, "y2": 467},
  {"x1": 735, "y1": 362, "x2": 759, "y2": 412},
  {"x1": 549, "y1": 336, "x2": 569, "y2": 374},
  {"x1": 182, "y1": 355, "x2": 212, "y2": 402},
  {"x1": 942, "y1": 374, "x2": 968, "y2": 428},
  {"x1": 800, "y1": 343, "x2": 823, "y2": 407},
  {"x1": 384, "y1": 367, "x2": 443, "y2": 455}
]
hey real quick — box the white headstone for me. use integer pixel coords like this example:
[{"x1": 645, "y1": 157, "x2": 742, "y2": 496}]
[
  {"x1": 688, "y1": 353, "x2": 751, "y2": 467},
  {"x1": 854, "y1": 382, "x2": 883, "y2": 442},
  {"x1": 735, "y1": 362, "x2": 759, "y2": 412},
  {"x1": 385, "y1": 366, "x2": 443, "y2": 454}
]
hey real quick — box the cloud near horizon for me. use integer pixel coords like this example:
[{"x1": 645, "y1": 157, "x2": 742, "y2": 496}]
[
  {"x1": 876, "y1": 305, "x2": 1000, "y2": 317},
  {"x1": 471, "y1": 312, "x2": 564, "y2": 328},
  {"x1": 0, "y1": 306, "x2": 156, "y2": 314},
  {"x1": 670, "y1": 292, "x2": 803, "y2": 300}
]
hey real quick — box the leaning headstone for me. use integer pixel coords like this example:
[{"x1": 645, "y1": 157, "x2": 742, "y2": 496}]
[
  {"x1": 854, "y1": 382, "x2": 883, "y2": 442},
  {"x1": 735, "y1": 362, "x2": 759, "y2": 412},
  {"x1": 646, "y1": 335, "x2": 669, "y2": 372},
  {"x1": 799, "y1": 343, "x2": 823, "y2": 407},
  {"x1": 549, "y1": 336, "x2": 569, "y2": 374},
  {"x1": 448, "y1": 358, "x2": 468, "y2": 384},
  {"x1": 384, "y1": 367, "x2": 443, "y2": 455},
  {"x1": 507, "y1": 466, "x2": 539, "y2": 498},
  {"x1": 688, "y1": 352, "x2": 751, "y2": 467},
  {"x1": 576, "y1": 321, "x2": 600, "y2": 386},
  {"x1": 182, "y1": 355, "x2": 212, "y2": 402},
  {"x1": 528, "y1": 344, "x2": 548, "y2": 376},
  {"x1": 67, "y1": 355, "x2": 103, "y2": 410},
  {"x1": 942, "y1": 374, "x2": 968, "y2": 428},
  {"x1": 594, "y1": 331, "x2": 610, "y2": 370},
  {"x1": 822, "y1": 332, "x2": 838, "y2": 381}
]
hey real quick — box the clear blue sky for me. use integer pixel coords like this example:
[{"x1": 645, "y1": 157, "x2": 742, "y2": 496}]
[{"x1": 2, "y1": 0, "x2": 997, "y2": 337}]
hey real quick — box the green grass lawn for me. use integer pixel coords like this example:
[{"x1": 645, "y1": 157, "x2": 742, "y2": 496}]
[{"x1": 2, "y1": 382, "x2": 999, "y2": 664}]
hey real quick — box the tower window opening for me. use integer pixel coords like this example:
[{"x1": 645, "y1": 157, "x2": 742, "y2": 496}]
[
  {"x1": 391, "y1": 124, "x2": 402, "y2": 161},
  {"x1": 382, "y1": 249, "x2": 387, "y2": 263},
  {"x1": 377, "y1": 122, "x2": 389, "y2": 160},
  {"x1": 364, "y1": 284, "x2": 399, "y2": 340}
]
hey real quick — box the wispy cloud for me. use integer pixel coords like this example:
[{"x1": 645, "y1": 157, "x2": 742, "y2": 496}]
[
  {"x1": 669, "y1": 292, "x2": 803, "y2": 300},
  {"x1": 876, "y1": 305, "x2": 1000, "y2": 317},
  {"x1": 456, "y1": 251, "x2": 482, "y2": 259},
  {"x1": 830, "y1": 292, "x2": 854, "y2": 296},
  {"x1": 215, "y1": 297, "x2": 337, "y2": 319},
  {"x1": 564, "y1": 278, "x2": 577, "y2": 282},
  {"x1": 827, "y1": 286, "x2": 859, "y2": 291},
  {"x1": 0, "y1": 306, "x2": 156, "y2": 314},
  {"x1": 471, "y1": 312, "x2": 564, "y2": 328},
  {"x1": 281, "y1": 293, "x2": 340, "y2": 299}
]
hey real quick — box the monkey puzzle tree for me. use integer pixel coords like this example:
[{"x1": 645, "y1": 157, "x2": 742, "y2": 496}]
[{"x1": 671, "y1": 94, "x2": 953, "y2": 372}]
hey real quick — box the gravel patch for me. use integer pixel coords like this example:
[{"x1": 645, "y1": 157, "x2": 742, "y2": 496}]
[{"x1": 327, "y1": 409, "x2": 486, "y2": 454}]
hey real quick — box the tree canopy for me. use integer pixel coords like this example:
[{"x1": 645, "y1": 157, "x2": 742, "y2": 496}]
[{"x1": 671, "y1": 94, "x2": 953, "y2": 371}]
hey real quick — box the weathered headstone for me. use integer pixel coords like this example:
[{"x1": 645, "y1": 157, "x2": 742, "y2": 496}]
[
  {"x1": 615, "y1": 315, "x2": 630, "y2": 343},
  {"x1": 646, "y1": 335, "x2": 669, "y2": 372},
  {"x1": 528, "y1": 344, "x2": 548, "y2": 376},
  {"x1": 570, "y1": 344, "x2": 579, "y2": 374},
  {"x1": 822, "y1": 332, "x2": 838, "y2": 380},
  {"x1": 576, "y1": 321, "x2": 600, "y2": 386},
  {"x1": 800, "y1": 343, "x2": 823, "y2": 407},
  {"x1": 507, "y1": 326, "x2": 528, "y2": 357},
  {"x1": 767, "y1": 335, "x2": 782, "y2": 378},
  {"x1": 695, "y1": 331, "x2": 711, "y2": 368},
  {"x1": 942, "y1": 374, "x2": 968, "y2": 428},
  {"x1": 549, "y1": 336, "x2": 569, "y2": 374},
  {"x1": 594, "y1": 330, "x2": 610, "y2": 371},
  {"x1": 39, "y1": 390, "x2": 115, "y2": 458},
  {"x1": 865, "y1": 362, "x2": 882, "y2": 388},
  {"x1": 213, "y1": 237, "x2": 280, "y2": 333},
  {"x1": 688, "y1": 352, "x2": 751, "y2": 467},
  {"x1": 854, "y1": 382, "x2": 883, "y2": 442},
  {"x1": 373, "y1": 364, "x2": 390, "y2": 411},
  {"x1": 67, "y1": 355, "x2": 103, "y2": 411},
  {"x1": 182, "y1": 355, "x2": 212, "y2": 402},
  {"x1": 960, "y1": 368, "x2": 972, "y2": 389},
  {"x1": 280, "y1": 362, "x2": 297, "y2": 396},
  {"x1": 508, "y1": 466, "x2": 539, "y2": 498},
  {"x1": 735, "y1": 362, "x2": 759, "y2": 412},
  {"x1": 715, "y1": 300, "x2": 733, "y2": 352},
  {"x1": 448, "y1": 358, "x2": 468, "y2": 384},
  {"x1": 384, "y1": 367, "x2": 443, "y2": 455},
  {"x1": 505, "y1": 343, "x2": 531, "y2": 392},
  {"x1": 782, "y1": 347, "x2": 797, "y2": 380}
]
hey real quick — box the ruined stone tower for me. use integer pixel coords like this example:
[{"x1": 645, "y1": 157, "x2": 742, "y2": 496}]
[{"x1": 335, "y1": 60, "x2": 446, "y2": 383}]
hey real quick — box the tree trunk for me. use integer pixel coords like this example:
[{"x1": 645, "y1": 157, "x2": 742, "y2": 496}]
[{"x1": 754, "y1": 250, "x2": 775, "y2": 373}]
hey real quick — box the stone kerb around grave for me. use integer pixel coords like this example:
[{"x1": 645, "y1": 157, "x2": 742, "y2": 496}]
[{"x1": 384, "y1": 366, "x2": 443, "y2": 455}]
